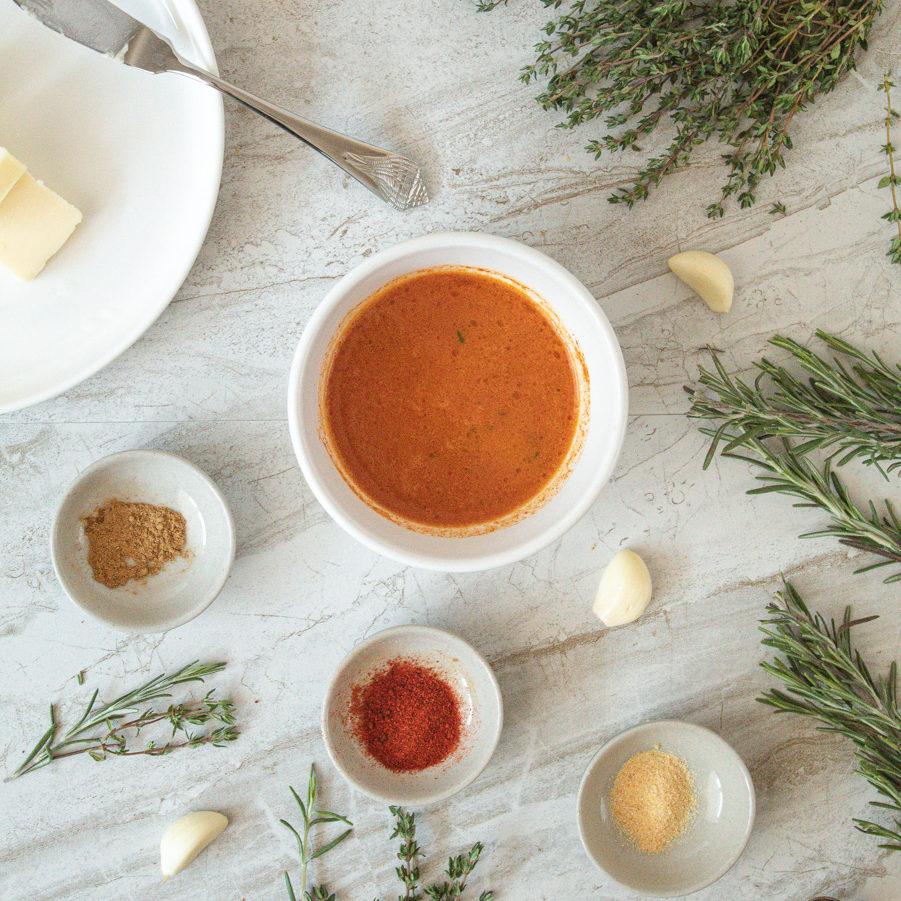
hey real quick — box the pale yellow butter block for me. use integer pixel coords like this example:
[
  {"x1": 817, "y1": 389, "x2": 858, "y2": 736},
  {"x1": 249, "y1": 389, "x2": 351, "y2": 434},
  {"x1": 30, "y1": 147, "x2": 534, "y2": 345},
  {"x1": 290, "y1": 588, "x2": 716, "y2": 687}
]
[
  {"x1": 0, "y1": 172, "x2": 82, "y2": 281},
  {"x1": 0, "y1": 148, "x2": 26, "y2": 204}
]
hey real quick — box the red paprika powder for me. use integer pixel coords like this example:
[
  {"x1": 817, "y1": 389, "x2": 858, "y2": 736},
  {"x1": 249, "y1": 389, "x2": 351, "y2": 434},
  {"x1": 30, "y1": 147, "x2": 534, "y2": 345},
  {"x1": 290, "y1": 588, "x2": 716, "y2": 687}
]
[{"x1": 350, "y1": 657, "x2": 462, "y2": 772}]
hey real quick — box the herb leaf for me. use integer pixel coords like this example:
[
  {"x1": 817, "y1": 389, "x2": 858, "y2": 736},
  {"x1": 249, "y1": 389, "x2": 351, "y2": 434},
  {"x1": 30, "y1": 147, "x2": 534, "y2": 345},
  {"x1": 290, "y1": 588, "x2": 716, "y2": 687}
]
[{"x1": 282, "y1": 764, "x2": 354, "y2": 900}]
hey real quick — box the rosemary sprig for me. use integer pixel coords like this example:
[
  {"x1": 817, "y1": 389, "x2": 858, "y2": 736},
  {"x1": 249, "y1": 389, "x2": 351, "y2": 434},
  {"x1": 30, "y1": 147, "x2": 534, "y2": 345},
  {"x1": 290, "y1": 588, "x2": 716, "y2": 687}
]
[
  {"x1": 282, "y1": 765, "x2": 353, "y2": 901},
  {"x1": 687, "y1": 331, "x2": 901, "y2": 472},
  {"x1": 480, "y1": 0, "x2": 887, "y2": 217},
  {"x1": 878, "y1": 73, "x2": 901, "y2": 265},
  {"x1": 760, "y1": 581, "x2": 901, "y2": 849},
  {"x1": 7, "y1": 661, "x2": 238, "y2": 780},
  {"x1": 687, "y1": 332, "x2": 901, "y2": 579}
]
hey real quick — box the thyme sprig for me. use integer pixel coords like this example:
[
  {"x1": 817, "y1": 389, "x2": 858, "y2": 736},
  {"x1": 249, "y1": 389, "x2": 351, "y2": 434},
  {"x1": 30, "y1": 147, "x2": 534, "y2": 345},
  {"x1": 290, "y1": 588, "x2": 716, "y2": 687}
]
[
  {"x1": 390, "y1": 806, "x2": 423, "y2": 899},
  {"x1": 480, "y1": 0, "x2": 887, "y2": 217},
  {"x1": 423, "y1": 843, "x2": 490, "y2": 901},
  {"x1": 7, "y1": 661, "x2": 238, "y2": 780},
  {"x1": 878, "y1": 73, "x2": 901, "y2": 265},
  {"x1": 687, "y1": 331, "x2": 901, "y2": 579},
  {"x1": 387, "y1": 805, "x2": 492, "y2": 901},
  {"x1": 760, "y1": 581, "x2": 901, "y2": 849},
  {"x1": 281, "y1": 774, "x2": 492, "y2": 900}
]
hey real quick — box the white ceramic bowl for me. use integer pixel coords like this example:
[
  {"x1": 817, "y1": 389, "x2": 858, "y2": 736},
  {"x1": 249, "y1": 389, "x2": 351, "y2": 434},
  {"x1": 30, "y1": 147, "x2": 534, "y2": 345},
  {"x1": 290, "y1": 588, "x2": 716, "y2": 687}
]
[
  {"x1": 322, "y1": 625, "x2": 503, "y2": 806},
  {"x1": 51, "y1": 450, "x2": 236, "y2": 633},
  {"x1": 287, "y1": 232, "x2": 628, "y2": 572},
  {"x1": 577, "y1": 720, "x2": 756, "y2": 897}
]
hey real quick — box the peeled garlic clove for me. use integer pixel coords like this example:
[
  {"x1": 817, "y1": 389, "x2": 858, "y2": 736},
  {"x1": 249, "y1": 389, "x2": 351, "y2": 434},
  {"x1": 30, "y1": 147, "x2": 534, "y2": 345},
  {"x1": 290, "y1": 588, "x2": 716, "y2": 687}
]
[
  {"x1": 160, "y1": 811, "x2": 228, "y2": 879},
  {"x1": 668, "y1": 250, "x2": 734, "y2": 313},
  {"x1": 593, "y1": 549, "x2": 653, "y2": 627}
]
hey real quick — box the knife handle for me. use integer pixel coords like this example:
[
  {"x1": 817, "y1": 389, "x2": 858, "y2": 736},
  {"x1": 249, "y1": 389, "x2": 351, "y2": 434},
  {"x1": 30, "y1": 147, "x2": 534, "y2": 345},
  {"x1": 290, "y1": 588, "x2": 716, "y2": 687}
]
[
  {"x1": 157, "y1": 51, "x2": 426, "y2": 210},
  {"x1": 127, "y1": 24, "x2": 426, "y2": 210}
]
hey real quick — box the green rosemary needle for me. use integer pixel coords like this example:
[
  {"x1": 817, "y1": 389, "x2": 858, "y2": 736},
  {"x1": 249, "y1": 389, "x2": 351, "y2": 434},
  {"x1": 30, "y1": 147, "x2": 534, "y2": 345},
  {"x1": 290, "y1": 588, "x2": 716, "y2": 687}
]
[
  {"x1": 760, "y1": 581, "x2": 901, "y2": 849},
  {"x1": 480, "y1": 0, "x2": 887, "y2": 217},
  {"x1": 8, "y1": 661, "x2": 238, "y2": 780}
]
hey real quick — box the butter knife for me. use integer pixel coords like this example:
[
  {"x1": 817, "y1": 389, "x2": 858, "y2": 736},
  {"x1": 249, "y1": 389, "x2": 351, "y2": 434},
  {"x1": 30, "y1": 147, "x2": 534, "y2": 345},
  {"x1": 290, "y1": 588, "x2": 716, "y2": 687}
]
[{"x1": 12, "y1": 0, "x2": 428, "y2": 211}]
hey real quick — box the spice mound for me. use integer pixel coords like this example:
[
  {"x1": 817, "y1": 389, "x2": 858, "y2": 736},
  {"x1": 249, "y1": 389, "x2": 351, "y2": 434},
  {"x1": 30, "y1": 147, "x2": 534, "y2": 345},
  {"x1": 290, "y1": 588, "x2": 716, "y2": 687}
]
[
  {"x1": 81, "y1": 499, "x2": 188, "y2": 589},
  {"x1": 610, "y1": 748, "x2": 697, "y2": 854},
  {"x1": 350, "y1": 657, "x2": 462, "y2": 772}
]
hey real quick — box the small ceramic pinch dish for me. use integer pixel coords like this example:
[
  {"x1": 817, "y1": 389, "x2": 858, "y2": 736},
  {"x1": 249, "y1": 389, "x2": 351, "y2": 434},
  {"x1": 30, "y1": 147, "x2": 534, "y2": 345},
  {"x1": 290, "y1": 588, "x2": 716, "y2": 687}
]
[
  {"x1": 51, "y1": 449, "x2": 235, "y2": 633},
  {"x1": 577, "y1": 719, "x2": 755, "y2": 897},
  {"x1": 322, "y1": 625, "x2": 503, "y2": 806}
]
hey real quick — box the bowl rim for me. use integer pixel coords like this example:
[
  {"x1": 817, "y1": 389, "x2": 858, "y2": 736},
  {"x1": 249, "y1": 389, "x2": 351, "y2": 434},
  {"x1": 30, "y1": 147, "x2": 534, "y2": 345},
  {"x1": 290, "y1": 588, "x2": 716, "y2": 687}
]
[
  {"x1": 50, "y1": 448, "x2": 236, "y2": 633},
  {"x1": 286, "y1": 231, "x2": 629, "y2": 572},
  {"x1": 321, "y1": 623, "x2": 504, "y2": 806},
  {"x1": 576, "y1": 718, "x2": 756, "y2": 897}
]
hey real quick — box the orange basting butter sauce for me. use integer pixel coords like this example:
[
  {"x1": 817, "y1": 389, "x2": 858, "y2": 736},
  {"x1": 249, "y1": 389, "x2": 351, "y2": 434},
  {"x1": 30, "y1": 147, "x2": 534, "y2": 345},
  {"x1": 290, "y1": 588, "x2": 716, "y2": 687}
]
[{"x1": 320, "y1": 266, "x2": 585, "y2": 531}]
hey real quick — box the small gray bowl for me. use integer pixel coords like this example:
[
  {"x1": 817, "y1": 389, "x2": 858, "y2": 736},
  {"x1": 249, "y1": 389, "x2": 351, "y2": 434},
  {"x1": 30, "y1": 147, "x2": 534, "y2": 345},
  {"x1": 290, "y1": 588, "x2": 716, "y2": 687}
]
[
  {"x1": 51, "y1": 450, "x2": 235, "y2": 633},
  {"x1": 322, "y1": 625, "x2": 503, "y2": 806},
  {"x1": 577, "y1": 719, "x2": 755, "y2": 897}
]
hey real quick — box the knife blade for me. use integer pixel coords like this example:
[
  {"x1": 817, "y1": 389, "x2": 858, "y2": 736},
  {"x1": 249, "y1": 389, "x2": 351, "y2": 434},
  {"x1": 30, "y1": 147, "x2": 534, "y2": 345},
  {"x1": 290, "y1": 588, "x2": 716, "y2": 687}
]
[{"x1": 12, "y1": 0, "x2": 144, "y2": 56}]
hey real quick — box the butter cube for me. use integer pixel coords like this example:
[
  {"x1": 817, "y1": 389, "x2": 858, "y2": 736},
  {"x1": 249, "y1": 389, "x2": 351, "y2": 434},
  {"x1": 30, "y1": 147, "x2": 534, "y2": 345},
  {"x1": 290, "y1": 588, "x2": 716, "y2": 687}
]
[
  {"x1": 0, "y1": 149, "x2": 26, "y2": 204},
  {"x1": 0, "y1": 151, "x2": 82, "y2": 281}
]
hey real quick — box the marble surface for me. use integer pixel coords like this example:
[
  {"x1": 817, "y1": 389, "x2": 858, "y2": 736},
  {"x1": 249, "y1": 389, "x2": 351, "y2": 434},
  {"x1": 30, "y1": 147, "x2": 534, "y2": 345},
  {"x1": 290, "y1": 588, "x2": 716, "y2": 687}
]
[{"x1": 3, "y1": 1, "x2": 901, "y2": 898}]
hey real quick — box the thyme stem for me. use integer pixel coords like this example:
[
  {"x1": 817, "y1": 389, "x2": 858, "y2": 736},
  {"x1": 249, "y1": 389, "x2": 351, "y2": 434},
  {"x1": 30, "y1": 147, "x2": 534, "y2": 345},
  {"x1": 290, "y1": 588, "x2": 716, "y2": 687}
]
[{"x1": 879, "y1": 73, "x2": 901, "y2": 264}]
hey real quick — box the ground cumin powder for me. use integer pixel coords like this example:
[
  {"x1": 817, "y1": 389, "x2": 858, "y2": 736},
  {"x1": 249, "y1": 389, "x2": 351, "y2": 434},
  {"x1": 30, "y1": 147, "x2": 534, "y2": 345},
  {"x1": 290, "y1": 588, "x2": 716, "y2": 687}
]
[
  {"x1": 81, "y1": 499, "x2": 188, "y2": 589},
  {"x1": 610, "y1": 747, "x2": 697, "y2": 854}
]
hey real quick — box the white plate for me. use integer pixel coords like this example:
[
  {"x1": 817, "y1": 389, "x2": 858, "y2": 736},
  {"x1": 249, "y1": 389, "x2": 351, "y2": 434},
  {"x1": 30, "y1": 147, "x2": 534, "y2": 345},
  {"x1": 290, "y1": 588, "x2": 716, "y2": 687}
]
[{"x1": 0, "y1": 0, "x2": 223, "y2": 413}]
